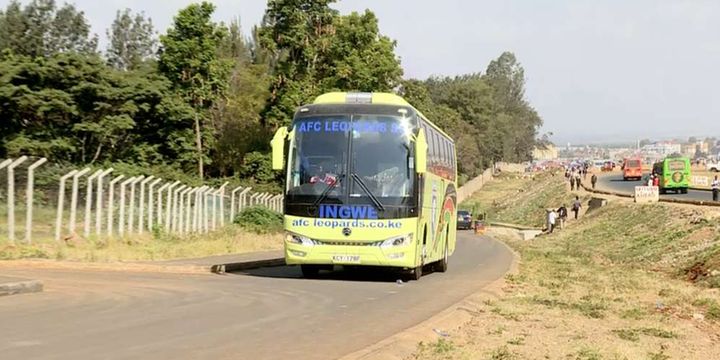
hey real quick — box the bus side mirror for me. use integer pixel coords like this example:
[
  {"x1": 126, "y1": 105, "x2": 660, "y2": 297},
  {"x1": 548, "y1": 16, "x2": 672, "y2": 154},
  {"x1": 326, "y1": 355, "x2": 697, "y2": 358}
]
[
  {"x1": 271, "y1": 127, "x2": 289, "y2": 170},
  {"x1": 415, "y1": 128, "x2": 428, "y2": 174}
]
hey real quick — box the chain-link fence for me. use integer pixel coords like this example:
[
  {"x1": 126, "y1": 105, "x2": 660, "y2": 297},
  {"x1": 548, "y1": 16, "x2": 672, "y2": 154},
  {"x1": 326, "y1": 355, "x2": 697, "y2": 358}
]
[{"x1": 0, "y1": 156, "x2": 283, "y2": 245}]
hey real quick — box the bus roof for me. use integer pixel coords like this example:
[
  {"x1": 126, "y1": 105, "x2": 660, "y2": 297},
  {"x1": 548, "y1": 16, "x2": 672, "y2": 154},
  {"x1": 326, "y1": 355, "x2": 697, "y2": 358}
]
[{"x1": 310, "y1": 92, "x2": 453, "y2": 141}]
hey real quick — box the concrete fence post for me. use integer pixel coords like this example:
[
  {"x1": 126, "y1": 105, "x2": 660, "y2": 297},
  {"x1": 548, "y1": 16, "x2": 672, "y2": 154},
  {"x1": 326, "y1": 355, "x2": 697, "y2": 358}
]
[
  {"x1": 128, "y1": 176, "x2": 145, "y2": 234},
  {"x1": 147, "y1": 179, "x2": 162, "y2": 232},
  {"x1": 164, "y1": 181, "x2": 181, "y2": 233},
  {"x1": 24, "y1": 158, "x2": 47, "y2": 244},
  {"x1": 185, "y1": 188, "x2": 197, "y2": 234},
  {"x1": 239, "y1": 188, "x2": 252, "y2": 213},
  {"x1": 218, "y1": 182, "x2": 229, "y2": 227},
  {"x1": 230, "y1": 186, "x2": 243, "y2": 222},
  {"x1": 95, "y1": 168, "x2": 113, "y2": 237},
  {"x1": 6, "y1": 156, "x2": 28, "y2": 244},
  {"x1": 156, "y1": 183, "x2": 171, "y2": 228},
  {"x1": 83, "y1": 170, "x2": 104, "y2": 239},
  {"x1": 55, "y1": 169, "x2": 78, "y2": 242},
  {"x1": 69, "y1": 168, "x2": 91, "y2": 237},
  {"x1": 118, "y1": 177, "x2": 136, "y2": 237},
  {"x1": 172, "y1": 185, "x2": 187, "y2": 234},
  {"x1": 178, "y1": 187, "x2": 191, "y2": 234},
  {"x1": 192, "y1": 186, "x2": 207, "y2": 233},
  {"x1": 203, "y1": 188, "x2": 213, "y2": 233},
  {"x1": 138, "y1": 176, "x2": 155, "y2": 234},
  {"x1": 107, "y1": 175, "x2": 125, "y2": 237}
]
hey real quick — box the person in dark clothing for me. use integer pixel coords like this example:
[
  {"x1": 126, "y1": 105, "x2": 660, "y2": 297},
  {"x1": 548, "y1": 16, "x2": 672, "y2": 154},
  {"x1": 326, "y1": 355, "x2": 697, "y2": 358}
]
[
  {"x1": 557, "y1": 205, "x2": 568, "y2": 229},
  {"x1": 712, "y1": 176, "x2": 719, "y2": 202},
  {"x1": 591, "y1": 173, "x2": 598, "y2": 189},
  {"x1": 572, "y1": 196, "x2": 582, "y2": 220},
  {"x1": 570, "y1": 176, "x2": 575, "y2": 191}
]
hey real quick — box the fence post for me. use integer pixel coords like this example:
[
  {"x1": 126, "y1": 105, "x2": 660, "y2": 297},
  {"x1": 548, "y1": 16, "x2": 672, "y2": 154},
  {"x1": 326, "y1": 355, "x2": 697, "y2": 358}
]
[
  {"x1": 185, "y1": 187, "x2": 197, "y2": 234},
  {"x1": 239, "y1": 188, "x2": 252, "y2": 213},
  {"x1": 165, "y1": 181, "x2": 180, "y2": 233},
  {"x1": 6, "y1": 156, "x2": 28, "y2": 244},
  {"x1": 68, "y1": 168, "x2": 91, "y2": 237},
  {"x1": 128, "y1": 176, "x2": 145, "y2": 234},
  {"x1": 138, "y1": 176, "x2": 154, "y2": 234},
  {"x1": 180, "y1": 187, "x2": 192, "y2": 234},
  {"x1": 156, "y1": 183, "x2": 170, "y2": 228},
  {"x1": 107, "y1": 175, "x2": 125, "y2": 237},
  {"x1": 95, "y1": 168, "x2": 113, "y2": 237},
  {"x1": 54, "y1": 169, "x2": 78, "y2": 242},
  {"x1": 24, "y1": 158, "x2": 47, "y2": 244},
  {"x1": 193, "y1": 186, "x2": 206, "y2": 233},
  {"x1": 118, "y1": 177, "x2": 136, "y2": 237},
  {"x1": 83, "y1": 170, "x2": 103, "y2": 239},
  {"x1": 147, "y1": 179, "x2": 162, "y2": 232},
  {"x1": 230, "y1": 186, "x2": 243, "y2": 222},
  {"x1": 203, "y1": 187, "x2": 213, "y2": 233},
  {"x1": 218, "y1": 182, "x2": 229, "y2": 227},
  {"x1": 172, "y1": 185, "x2": 187, "y2": 234}
]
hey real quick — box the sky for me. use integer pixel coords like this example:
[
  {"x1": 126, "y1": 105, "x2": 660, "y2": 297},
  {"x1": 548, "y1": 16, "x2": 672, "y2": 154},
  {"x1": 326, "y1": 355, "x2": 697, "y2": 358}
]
[{"x1": 5, "y1": 0, "x2": 720, "y2": 145}]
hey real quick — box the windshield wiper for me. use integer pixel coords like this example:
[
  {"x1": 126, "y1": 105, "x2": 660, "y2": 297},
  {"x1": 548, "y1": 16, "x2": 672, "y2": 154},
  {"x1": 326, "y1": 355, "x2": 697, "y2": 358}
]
[
  {"x1": 312, "y1": 174, "x2": 345, "y2": 208},
  {"x1": 351, "y1": 173, "x2": 386, "y2": 212}
]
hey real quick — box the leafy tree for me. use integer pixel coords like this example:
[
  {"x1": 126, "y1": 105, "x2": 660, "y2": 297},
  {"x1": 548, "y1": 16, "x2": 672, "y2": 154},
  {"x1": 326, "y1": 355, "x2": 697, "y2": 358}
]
[
  {"x1": 158, "y1": 2, "x2": 231, "y2": 179},
  {"x1": 0, "y1": 0, "x2": 97, "y2": 57},
  {"x1": 259, "y1": 0, "x2": 338, "y2": 128},
  {"x1": 106, "y1": 9, "x2": 157, "y2": 70}
]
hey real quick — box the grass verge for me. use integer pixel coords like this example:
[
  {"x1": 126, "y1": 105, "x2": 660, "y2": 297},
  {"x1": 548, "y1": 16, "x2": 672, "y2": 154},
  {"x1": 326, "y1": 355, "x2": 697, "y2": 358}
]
[{"x1": 413, "y1": 173, "x2": 720, "y2": 360}]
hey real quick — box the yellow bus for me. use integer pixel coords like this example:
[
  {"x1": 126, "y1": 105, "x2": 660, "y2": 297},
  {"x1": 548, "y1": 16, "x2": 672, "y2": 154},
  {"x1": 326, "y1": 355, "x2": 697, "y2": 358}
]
[{"x1": 271, "y1": 92, "x2": 458, "y2": 280}]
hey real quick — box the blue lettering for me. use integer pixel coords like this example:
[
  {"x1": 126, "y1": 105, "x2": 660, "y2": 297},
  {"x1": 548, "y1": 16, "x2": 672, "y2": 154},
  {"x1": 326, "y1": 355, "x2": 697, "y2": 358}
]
[
  {"x1": 350, "y1": 206, "x2": 367, "y2": 219},
  {"x1": 367, "y1": 207, "x2": 378, "y2": 219},
  {"x1": 339, "y1": 206, "x2": 351, "y2": 219},
  {"x1": 325, "y1": 205, "x2": 338, "y2": 219},
  {"x1": 313, "y1": 122, "x2": 321, "y2": 132}
]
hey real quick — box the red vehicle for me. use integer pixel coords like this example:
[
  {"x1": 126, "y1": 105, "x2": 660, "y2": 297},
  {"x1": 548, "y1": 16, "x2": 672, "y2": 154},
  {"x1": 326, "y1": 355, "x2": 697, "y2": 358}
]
[{"x1": 622, "y1": 158, "x2": 643, "y2": 181}]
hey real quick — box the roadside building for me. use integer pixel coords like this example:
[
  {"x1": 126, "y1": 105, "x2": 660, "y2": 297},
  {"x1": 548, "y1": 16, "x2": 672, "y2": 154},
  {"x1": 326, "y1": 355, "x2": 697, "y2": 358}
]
[{"x1": 533, "y1": 144, "x2": 559, "y2": 161}]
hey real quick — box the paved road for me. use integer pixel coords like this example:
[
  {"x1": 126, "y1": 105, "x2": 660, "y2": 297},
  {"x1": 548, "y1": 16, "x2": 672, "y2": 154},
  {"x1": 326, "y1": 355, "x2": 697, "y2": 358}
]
[
  {"x1": 596, "y1": 173, "x2": 715, "y2": 202},
  {"x1": 0, "y1": 232, "x2": 512, "y2": 360}
]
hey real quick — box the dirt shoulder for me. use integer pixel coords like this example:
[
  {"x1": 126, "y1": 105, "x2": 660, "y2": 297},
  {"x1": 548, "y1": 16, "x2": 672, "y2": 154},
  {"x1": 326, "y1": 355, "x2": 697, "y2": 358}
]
[{"x1": 412, "y1": 173, "x2": 720, "y2": 360}]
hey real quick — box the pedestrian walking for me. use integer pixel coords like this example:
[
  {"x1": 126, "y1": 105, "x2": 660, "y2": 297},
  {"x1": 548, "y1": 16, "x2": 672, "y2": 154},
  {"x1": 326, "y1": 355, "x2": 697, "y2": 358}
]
[
  {"x1": 712, "y1": 176, "x2": 720, "y2": 202},
  {"x1": 570, "y1": 176, "x2": 575, "y2": 191},
  {"x1": 547, "y1": 209, "x2": 557, "y2": 233},
  {"x1": 574, "y1": 171, "x2": 582, "y2": 189},
  {"x1": 557, "y1": 204, "x2": 568, "y2": 229},
  {"x1": 647, "y1": 175, "x2": 653, "y2": 187},
  {"x1": 572, "y1": 196, "x2": 582, "y2": 220},
  {"x1": 652, "y1": 174, "x2": 660, "y2": 187},
  {"x1": 591, "y1": 173, "x2": 598, "y2": 189}
]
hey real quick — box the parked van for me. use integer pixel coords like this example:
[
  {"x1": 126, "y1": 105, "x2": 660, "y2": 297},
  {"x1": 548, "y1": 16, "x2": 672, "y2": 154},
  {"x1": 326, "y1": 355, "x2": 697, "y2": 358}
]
[{"x1": 622, "y1": 158, "x2": 643, "y2": 181}]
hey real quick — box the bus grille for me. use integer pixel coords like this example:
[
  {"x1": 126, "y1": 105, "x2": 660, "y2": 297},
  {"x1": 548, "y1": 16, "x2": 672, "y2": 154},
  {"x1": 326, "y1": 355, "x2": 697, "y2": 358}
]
[{"x1": 315, "y1": 240, "x2": 382, "y2": 246}]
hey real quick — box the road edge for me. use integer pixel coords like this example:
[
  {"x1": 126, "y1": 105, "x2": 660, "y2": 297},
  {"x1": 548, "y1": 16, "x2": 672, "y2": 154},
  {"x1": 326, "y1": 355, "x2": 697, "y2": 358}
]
[
  {"x1": 0, "y1": 256, "x2": 286, "y2": 275},
  {"x1": 339, "y1": 236, "x2": 520, "y2": 360},
  {"x1": 0, "y1": 279, "x2": 44, "y2": 297}
]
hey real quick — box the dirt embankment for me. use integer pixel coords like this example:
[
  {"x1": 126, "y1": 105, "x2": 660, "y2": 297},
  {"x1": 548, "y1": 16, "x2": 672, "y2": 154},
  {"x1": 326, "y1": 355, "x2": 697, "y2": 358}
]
[{"x1": 413, "y1": 172, "x2": 720, "y2": 360}]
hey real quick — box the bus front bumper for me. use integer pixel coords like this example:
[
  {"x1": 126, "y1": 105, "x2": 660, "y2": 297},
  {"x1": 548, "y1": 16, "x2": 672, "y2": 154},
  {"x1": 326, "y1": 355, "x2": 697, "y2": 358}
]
[{"x1": 285, "y1": 242, "x2": 417, "y2": 268}]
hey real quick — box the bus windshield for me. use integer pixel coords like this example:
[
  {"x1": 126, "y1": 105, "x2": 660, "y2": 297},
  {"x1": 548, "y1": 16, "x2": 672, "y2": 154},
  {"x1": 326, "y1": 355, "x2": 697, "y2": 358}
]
[
  {"x1": 287, "y1": 115, "x2": 414, "y2": 202},
  {"x1": 626, "y1": 160, "x2": 641, "y2": 168}
]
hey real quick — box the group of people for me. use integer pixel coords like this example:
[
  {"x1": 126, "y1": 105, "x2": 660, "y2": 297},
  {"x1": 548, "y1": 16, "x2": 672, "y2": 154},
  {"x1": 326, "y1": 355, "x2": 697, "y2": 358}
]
[
  {"x1": 546, "y1": 196, "x2": 583, "y2": 233},
  {"x1": 565, "y1": 165, "x2": 598, "y2": 190},
  {"x1": 646, "y1": 173, "x2": 660, "y2": 187}
]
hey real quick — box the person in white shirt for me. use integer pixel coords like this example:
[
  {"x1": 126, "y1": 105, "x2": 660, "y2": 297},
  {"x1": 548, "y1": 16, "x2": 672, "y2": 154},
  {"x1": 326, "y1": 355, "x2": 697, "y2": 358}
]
[
  {"x1": 547, "y1": 209, "x2": 557, "y2": 233},
  {"x1": 712, "y1": 176, "x2": 719, "y2": 202}
]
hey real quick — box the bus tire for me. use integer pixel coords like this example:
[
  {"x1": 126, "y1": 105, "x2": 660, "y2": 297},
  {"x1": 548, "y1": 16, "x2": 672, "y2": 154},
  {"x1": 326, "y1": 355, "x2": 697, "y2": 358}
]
[
  {"x1": 301, "y1": 265, "x2": 320, "y2": 278},
  {"x1": 435, "y1": 239, "x2": 449, "y2": 273},
  {"x1": 681, "y1": 188, "x2": 688, "y2": 194},
  {"x1": 410, "y1": 265, "x2": 423, "y2": 281}
]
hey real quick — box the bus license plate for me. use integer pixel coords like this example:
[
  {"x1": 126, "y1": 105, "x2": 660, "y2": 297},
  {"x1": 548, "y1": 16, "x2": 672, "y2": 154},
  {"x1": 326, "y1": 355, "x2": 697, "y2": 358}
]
[{"x1": 332, "y1": 255, "x2": 361, "y2": 264}]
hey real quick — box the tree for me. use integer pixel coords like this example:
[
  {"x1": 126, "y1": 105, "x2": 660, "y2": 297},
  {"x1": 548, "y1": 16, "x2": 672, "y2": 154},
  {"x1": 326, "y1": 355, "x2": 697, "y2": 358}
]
[
  {"x1": 158, "y1": 2, "x2": 231, "y2": 179},
  {"x1": 106, "y1": 9, "x2": 157, "y2": 70},
  {"x1": 317, "y1": 10, "x2": 402, "y2": 92},
  {"x1": 0, "y1": 0, "x2": 97, "y2": 57}
]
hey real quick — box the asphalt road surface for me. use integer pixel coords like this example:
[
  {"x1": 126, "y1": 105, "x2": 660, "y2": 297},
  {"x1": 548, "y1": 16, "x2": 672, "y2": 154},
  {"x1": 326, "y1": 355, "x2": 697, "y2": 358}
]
[
  {"x1": 596, "y1": 173, "x2": 715, "y2": 202},
  {"x1": 0, "y1": 232, "x2": 513, "y2": 360}
]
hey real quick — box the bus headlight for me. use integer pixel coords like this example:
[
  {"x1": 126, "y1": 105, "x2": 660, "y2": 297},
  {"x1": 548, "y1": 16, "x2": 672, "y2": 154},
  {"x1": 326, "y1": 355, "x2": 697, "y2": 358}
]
[
  {"x1": 285, "y1": 232, "x2": 315, "y2": 247},
  {"x1": 380, "y1": 233, "x2": 413, "y2": 248}
]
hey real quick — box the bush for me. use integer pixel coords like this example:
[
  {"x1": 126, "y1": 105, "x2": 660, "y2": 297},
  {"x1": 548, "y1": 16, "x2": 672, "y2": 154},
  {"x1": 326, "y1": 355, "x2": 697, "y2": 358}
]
[{"x1": 233, "y1": 206, "x2": 283, "y2": 234}]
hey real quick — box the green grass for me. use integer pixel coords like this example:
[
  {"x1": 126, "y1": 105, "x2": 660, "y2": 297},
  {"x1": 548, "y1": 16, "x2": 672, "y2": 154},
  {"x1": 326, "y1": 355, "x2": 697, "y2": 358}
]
[{"x1": 460, "y1": 172, "x2": 588, "y2": 228}]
